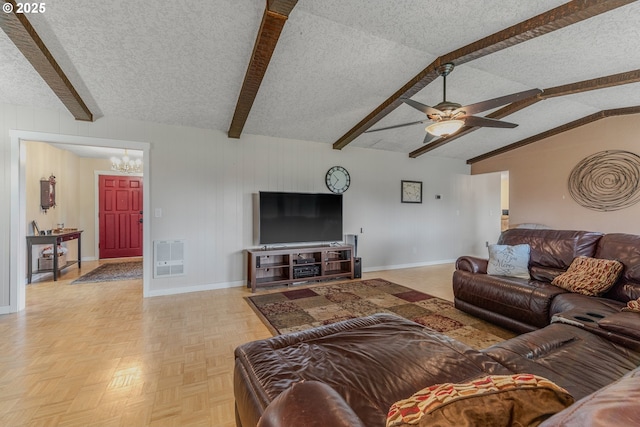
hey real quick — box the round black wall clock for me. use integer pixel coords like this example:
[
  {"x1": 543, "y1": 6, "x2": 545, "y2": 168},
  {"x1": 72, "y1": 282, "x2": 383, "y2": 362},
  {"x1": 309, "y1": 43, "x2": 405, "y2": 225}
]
[{"x1": 325, "y1": 166, "x2": 350, "y2": 194}]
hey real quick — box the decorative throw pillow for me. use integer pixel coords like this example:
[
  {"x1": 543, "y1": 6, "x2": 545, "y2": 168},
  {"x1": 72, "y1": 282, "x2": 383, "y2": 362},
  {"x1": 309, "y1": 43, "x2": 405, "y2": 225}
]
[
  {"x1": 551, "y1": 256, "x2": 623, "y2": 296},
  {"x1": 622, "y1": 297, "x2": 640, "y2": 313},
  {"x1": 386, "y1": 374, "x2": 574, "y2": 427},
  {"x1": 487, "y1": 244, "x2": 531, "y2": 279}
]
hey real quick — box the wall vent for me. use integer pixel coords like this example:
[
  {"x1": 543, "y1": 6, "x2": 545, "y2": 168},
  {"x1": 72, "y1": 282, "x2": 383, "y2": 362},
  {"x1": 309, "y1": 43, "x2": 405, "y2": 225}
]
[{"x1": 154, "y1": 240, "x2": 185, "y2": 278}]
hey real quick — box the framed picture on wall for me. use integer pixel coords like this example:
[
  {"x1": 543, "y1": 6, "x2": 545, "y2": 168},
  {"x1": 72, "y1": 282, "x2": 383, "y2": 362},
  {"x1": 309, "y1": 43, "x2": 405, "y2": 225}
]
[{"x1": 401, "y1": 180, "x2": 422, "y2": 203}]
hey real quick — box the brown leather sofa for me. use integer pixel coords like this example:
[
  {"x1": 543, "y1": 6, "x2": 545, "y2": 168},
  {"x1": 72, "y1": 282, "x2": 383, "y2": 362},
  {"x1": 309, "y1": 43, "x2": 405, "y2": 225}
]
[
  {"x1": 234, "y1": 229, "x2": 640, "y2": 426},
  {"x1": 234, "y1": 313, "x2": 640, "y2": 427},
  {"x1": 453, "y1": 229, "x2": 640, "y2": 339}
]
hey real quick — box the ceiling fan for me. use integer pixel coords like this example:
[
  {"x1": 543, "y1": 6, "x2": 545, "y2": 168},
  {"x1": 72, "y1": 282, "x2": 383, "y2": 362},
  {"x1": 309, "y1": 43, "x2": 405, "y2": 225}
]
[{"x1": 366, "y1": 63, "x2": 542, "y2": 143}]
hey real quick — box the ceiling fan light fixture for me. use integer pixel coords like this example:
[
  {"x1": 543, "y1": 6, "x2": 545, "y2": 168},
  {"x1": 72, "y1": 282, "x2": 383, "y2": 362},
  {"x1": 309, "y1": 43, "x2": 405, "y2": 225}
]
[{"x1": 426, "y1": 120, "x2": 464, "y2": 136}]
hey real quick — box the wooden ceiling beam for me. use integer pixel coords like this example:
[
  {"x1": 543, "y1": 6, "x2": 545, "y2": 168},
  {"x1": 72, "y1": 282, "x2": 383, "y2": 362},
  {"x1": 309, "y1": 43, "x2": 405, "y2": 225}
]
[
  {"x1": 0, "y1": 0, "x2": 93, "y2": 121},
  {"x1": 228, "y1": 0, "x2": 298, "y2": 139},
  {"x1": 466, "y1": 105, "x2": 640, "y2": 164},
  {"x1": 411, "y1": 68, "x2": 640, "y2": 158},
  {"x1": 542, "y1": 69, "x2": 640, "y2": 98},
  {"x1": 333, "y1": 0, "x2": 635, "y2": 150}
]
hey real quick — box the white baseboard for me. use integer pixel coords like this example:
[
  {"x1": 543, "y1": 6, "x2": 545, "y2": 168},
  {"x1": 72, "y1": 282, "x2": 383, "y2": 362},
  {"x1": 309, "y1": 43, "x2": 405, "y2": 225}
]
[
  {"x1": 146, "y1": 279, "x2": 245, "y2": 297},
  {"x1": 363, "y1": 258, "x2": 457, "y2": 273},
  {"x1": 144, "y1": 259, "x2": 457, "y2": 297}
]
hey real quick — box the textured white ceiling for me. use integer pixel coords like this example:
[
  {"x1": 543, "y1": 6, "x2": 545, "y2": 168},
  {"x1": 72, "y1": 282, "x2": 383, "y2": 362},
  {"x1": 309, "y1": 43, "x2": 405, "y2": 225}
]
[{"x1": 2, "y1": 0, "x2": 639, "y2": 161}]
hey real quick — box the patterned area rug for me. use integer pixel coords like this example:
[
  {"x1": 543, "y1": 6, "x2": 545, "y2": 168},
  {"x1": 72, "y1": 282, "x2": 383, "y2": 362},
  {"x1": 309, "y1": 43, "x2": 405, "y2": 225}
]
[
  {"x1": 71, "y1": 261, "x2": 143, "y2": 284},
  {"x1": 245, "y1": 278, "x2": 515, "y2": 350}
]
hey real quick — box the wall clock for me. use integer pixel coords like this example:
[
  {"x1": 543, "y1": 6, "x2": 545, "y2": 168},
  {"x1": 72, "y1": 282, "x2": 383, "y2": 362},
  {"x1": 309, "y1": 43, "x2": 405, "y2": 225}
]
[
  {"x1": 401, "y1": 180, "x2": 422, "y2": 203},
  {"x1": 325, "y1": 166, "x2": 350, "y2": 194}
]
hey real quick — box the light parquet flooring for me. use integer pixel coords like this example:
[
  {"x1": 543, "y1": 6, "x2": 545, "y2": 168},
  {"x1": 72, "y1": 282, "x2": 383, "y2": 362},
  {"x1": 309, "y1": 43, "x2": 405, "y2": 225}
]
[{"x1": 0, "y1": 261, "x2": 457, "y2": 426}]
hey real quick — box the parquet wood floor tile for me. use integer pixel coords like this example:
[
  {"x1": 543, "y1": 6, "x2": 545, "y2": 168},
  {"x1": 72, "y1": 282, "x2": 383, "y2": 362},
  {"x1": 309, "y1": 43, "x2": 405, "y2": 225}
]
[{"x1": 0, "y1": 260, "x2": 455, "y2": 426}]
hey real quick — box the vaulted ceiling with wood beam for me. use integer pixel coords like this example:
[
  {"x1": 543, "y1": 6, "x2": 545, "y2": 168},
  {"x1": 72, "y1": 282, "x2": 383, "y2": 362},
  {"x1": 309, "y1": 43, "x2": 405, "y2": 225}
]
[{"x1": 1, "y1": 0, "x2": 639, "y2": 163}]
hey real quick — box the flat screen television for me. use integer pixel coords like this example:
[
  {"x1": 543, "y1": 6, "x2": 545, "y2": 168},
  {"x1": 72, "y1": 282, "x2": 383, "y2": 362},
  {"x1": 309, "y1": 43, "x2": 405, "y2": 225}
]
[{"x1": 258, "y1": 191, "x2": 343, "y2": 245}]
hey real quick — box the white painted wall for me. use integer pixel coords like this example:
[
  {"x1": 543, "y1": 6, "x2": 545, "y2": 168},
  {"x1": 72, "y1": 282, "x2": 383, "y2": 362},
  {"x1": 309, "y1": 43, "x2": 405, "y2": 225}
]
[{"x1": 1, "y1": 103, "x2": 498, "y2": 312}]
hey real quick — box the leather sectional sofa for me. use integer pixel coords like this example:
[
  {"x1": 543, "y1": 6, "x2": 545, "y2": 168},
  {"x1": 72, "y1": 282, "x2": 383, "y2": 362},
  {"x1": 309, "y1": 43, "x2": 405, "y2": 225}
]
[
  {"x1": 234, "y1": 229, "x2": 640, "y2": 427},
  {"x1": 235, "y1": 316, "x2": 640, "y2": 426},
  {"x1": 453, "y1": 229, "x2": 640, "y2": 342}
]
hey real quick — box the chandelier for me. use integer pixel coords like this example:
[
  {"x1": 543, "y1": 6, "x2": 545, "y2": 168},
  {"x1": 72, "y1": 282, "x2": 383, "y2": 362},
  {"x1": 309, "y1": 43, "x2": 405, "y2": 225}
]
[{"x1": 111, "y1": 150, "x2": 142, "y2": 173}]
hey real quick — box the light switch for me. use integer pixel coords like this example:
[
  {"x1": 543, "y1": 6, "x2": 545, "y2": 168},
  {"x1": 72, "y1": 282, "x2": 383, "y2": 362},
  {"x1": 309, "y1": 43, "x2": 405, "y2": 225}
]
[{"x1": 154, "y1": 208, "x2": 162, "y2": 218}]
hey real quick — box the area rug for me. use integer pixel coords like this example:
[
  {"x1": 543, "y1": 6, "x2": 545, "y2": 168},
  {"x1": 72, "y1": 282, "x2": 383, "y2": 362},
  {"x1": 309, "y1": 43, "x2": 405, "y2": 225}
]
[
  {"x1": 71, "y1": 260, "x2": 143, "y2": 284},
  {"x1": 245, "y1": 278, "x2": 516, "y2": 350}
]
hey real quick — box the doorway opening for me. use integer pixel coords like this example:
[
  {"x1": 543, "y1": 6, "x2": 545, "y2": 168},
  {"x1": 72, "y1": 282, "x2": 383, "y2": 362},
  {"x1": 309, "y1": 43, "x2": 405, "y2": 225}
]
[
  {"x1": 9, "y1": 130, "x2": 150, "y2": 313},
  {"x1": 501, "y1": 171, "x2": 510, "y2": 231}
]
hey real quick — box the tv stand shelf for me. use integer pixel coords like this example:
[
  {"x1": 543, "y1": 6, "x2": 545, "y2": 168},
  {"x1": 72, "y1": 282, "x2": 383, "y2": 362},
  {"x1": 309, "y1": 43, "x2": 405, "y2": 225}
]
[{"x1": 247, "y1": 245, "x2": 354, "y2": 292}]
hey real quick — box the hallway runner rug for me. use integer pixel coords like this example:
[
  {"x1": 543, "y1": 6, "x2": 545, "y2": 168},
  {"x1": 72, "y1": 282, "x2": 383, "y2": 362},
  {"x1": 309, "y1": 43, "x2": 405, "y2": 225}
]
[
  {"x1": 71, "y1": 260, "x2": 143, "y2": 284},
  {"x1": 245, "y1": 278, "x2": 515, "y2": 350}
]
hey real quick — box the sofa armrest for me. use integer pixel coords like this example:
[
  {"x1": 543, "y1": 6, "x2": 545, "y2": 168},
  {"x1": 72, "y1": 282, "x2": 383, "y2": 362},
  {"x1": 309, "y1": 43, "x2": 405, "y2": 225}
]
[
  {"x1": 455, "y1": 256, "x2": 488, "y2": 274},
  {"x1": 540, "y1": 366, "x2": 640, "y2": 427},
  {"x1": 598, "y1": 311, "x2": 640, "y2": 341},
  {"x1": 257, "y1": 381, "x2": 366, "y2": 427}
]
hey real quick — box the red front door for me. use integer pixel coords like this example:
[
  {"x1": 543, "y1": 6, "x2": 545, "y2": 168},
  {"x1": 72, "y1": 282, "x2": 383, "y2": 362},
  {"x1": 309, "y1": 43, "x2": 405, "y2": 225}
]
[{"x1": 99, "y1": 175, "x2": 143, "y2": 259}]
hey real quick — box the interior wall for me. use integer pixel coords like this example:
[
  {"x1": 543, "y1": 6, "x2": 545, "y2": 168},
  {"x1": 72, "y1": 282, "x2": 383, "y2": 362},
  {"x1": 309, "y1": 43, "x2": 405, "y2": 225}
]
[
  {"x1": 1, "y1": 102, "x2": 497, "y2": 308},
  {"x1": 25, "y1": 141, "x2": 80, "y2": 269},
  {"x1": 472, "y1": 114, "x2": 640, "y2": 234},
  {"x1": 25, "y1": 141, "x2": 111, "y2": 270}
]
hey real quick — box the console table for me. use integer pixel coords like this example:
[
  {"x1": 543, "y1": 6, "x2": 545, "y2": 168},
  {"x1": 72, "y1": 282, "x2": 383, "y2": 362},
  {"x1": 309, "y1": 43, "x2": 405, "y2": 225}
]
[
  {"x1": 247, "y1": 245, "x2": 354, "y2": 292},
  {"x1": 27, "y1": 230, "x2": 83, "y2": 283}
]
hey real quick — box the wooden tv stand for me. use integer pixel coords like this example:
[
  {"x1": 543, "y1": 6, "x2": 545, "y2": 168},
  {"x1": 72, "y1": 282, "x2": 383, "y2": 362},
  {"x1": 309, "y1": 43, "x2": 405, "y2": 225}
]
[{"x1": 246, "y1": 245, "x2": 354, "y2": 292}]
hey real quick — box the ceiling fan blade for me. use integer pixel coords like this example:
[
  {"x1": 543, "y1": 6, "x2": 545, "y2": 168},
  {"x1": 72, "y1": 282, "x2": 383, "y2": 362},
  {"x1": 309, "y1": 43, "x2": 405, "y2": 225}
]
[
  {"x1": 423, "y1": 133, "x2": 436, "y2": 144},
  {"x1": 401, "y1": 98, "x2": 443, "y2": 116},
  {"x1": 456, "y1": 88, "x2": 542, "y2": 116},
  {"x1": 464, "y1": 115, "x2": 518, "y2": 128},
  {"x1": 365, "y1": 120, "x2": 427, "y2": 133}
]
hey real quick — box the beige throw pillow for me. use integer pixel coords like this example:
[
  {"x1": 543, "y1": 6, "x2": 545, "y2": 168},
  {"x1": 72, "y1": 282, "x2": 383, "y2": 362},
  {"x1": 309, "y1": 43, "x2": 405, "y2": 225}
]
[
  {"x1": 387, "y1": 374, "x2": 573, "y2": 427},
  {"x1": 622, "y1": 297, "x2": 640, "y2": 313},
  {"x1": 551, "y1": 256, "x2": 623, "y2": 296}
]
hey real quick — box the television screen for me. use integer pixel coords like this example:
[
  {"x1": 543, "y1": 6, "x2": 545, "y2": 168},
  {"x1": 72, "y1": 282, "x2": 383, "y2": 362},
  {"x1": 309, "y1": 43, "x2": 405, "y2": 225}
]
[{"x1": 259, "y1": 192, "x2": 343, "y2": 244}]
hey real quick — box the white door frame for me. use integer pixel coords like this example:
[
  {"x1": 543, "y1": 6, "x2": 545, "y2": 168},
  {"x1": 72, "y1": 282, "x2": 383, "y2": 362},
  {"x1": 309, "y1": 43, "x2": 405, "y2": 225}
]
[{"x1": 9, "y1": 130, "x2": 151, "y2": 312}]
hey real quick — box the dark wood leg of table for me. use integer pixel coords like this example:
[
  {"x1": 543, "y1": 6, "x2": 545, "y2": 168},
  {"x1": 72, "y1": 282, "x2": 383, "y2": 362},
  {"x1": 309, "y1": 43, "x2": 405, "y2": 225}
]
[
  {"x1": 78, "y1": 234, "x2": 82, "y2": 269},
  {"x1": 27, "y1": 240, "x2": 33, "y2": 284},
  {"x1": 53, "y1": 242, "x2": 58, "y2": 281}
]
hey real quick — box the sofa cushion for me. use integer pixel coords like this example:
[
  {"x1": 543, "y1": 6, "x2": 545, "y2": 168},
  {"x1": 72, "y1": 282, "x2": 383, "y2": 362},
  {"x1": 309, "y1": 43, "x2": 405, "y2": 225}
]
[
  {"x1": 487, "y1": 244, "x2": 531, "y2": 279},
  {"x1": 551, "y1": 257, "x2": 623, "y2": 296},
  {"x1": 386, "y1": 374, "x2": 574, "y2": 427},
  {"x1": 498, "y1": 229, "x2": 603, "y2": 272},
  {"x1": 482, "y1": 323, "x2": 640, "y2": 400},
  {"x1": 597, "y1": 233, "x2": 640, "y2": 302},
  {"x1": 234, "y1": 313, "x2": 513, "y2": 427},
  {"x1": 453, "y1": 270, "x2": 567, "y2": 330}
]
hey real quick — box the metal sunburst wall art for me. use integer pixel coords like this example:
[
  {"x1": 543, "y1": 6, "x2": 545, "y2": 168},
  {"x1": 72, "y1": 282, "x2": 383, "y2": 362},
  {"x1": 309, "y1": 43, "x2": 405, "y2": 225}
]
[{"x1": 568, "y1": 150, "x2": 640, "y2": 212}]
